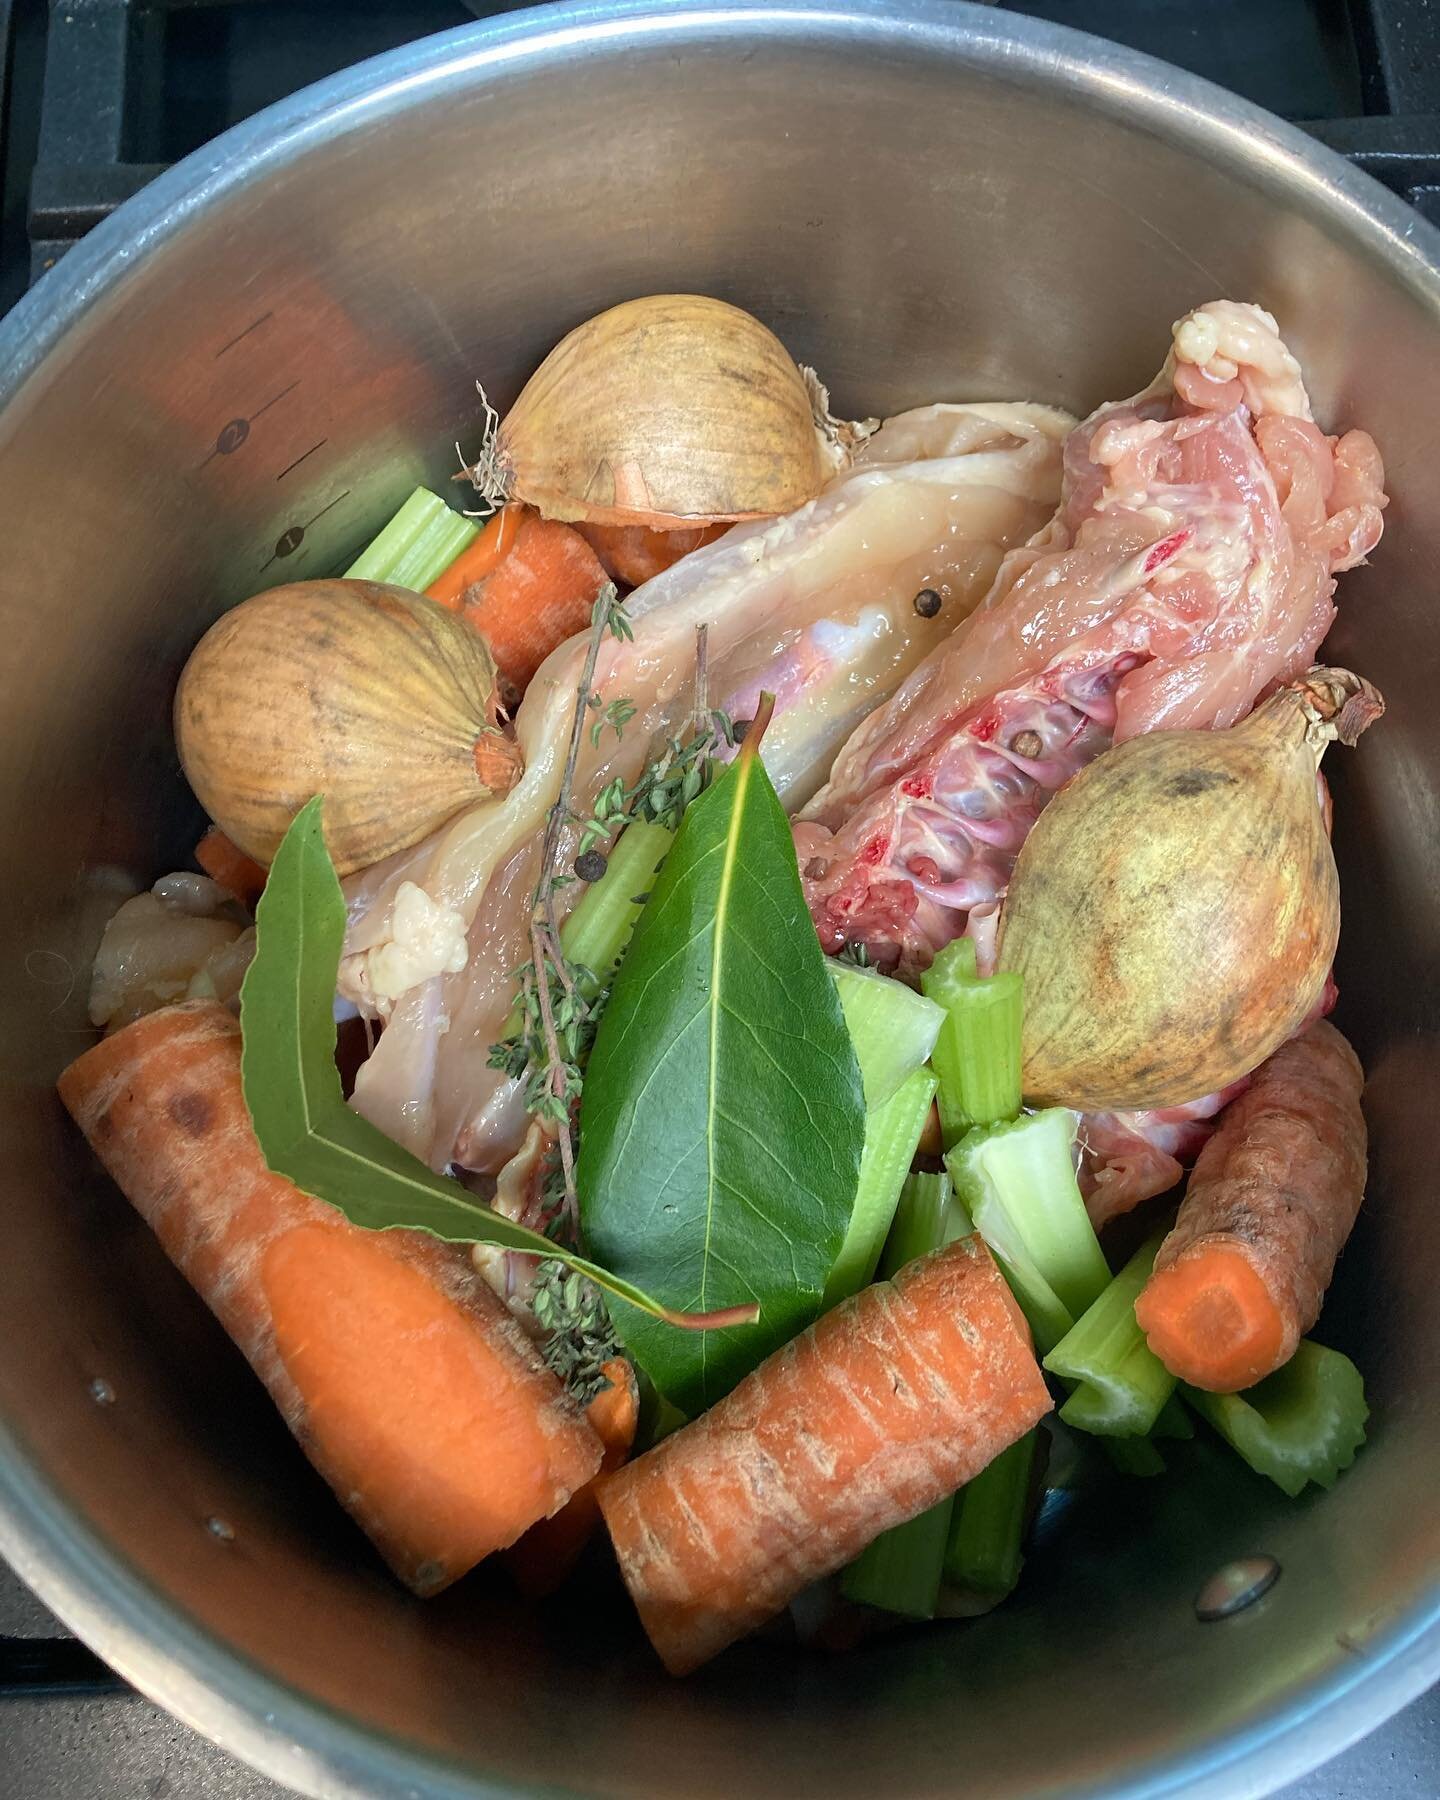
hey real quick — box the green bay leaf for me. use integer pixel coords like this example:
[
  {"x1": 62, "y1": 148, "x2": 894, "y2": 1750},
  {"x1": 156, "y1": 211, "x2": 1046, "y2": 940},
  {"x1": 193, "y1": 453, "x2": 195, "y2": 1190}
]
[
  {"x1": 240, "y1": 796, "x2": 747, "y2": 1330},
  {"x1": 576, "y1": 721, "x2": 867, "y2": 1413}
]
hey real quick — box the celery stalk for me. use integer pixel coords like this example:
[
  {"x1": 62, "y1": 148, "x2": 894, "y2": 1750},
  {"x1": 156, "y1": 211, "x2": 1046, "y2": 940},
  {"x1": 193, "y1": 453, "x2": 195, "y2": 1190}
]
[
  {"x1": 837, "y1": 1160, "x2": 963, "y2": 1617},
  {"x1": 843, "y1": 1499, "x2": 955, "y2": 1620},
  {"x1": 563, "y1": 820, "x2": 674, "y2": 997},
  {"x1": 1104, "y1": 1435, "x2": 1169, "y2": 1478},
  {"x1": 880, "y1": 1171, "x2": 971, "y2": 1274},
  {"x1": 947, "y1": 1109, "x2": 1110, "y2": 1353},
  {"x1": 345, "y1": 486, "x2": 479, "y2": 590},
  {"x1": 921, "y1": 938, "x2": 1022, "y2": 1145},
  {"x1": 829, "y1": 962, "x2": 945, "y2": 1109},
  {"x1": 944, "y1": 1431, "x2": 1037, "y2": 1597},
  {"x1": 1046, "y1": 1236, "x2": 1177, "y2": 1437},
  {"x1": 823, "y1": 1069, "x2": 938, "y2": 1307},
  {"x1": 1184, "y1": 1341, "x2": 1368, "y2": 1497}
]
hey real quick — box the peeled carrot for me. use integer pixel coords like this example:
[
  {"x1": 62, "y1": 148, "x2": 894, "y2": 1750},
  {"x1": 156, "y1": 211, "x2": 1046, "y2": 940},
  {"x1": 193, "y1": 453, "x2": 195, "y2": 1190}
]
[
  {"x1": 504, "y1": 1356, "x2": 639, "y2": 1598},
  {"x1": 194, "y1": 825, "x2": 268, "y2": 907},
  {"x1": 425, "y1": 503, "x2": 524, "y2": 611},
  {"x1": 597, "y1": 1236, "x2": 1050, "y2": 1674},
  {"x1": 461, "y1": 514, "x2": 608, "y2": 693},
  {"x1": 577, "y1": 521, "x2": 726, "y2": 589},
  {"x1": 57, "y1": 1001, "x2": 603, "y2": 1595},
  {"x1": 1135, "y1": 1021, "x2": 1366, "y2": 1393}
]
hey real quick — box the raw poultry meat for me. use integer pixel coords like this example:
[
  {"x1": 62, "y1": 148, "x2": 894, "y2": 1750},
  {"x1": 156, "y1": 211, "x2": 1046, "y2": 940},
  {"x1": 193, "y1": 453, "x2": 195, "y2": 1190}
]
[
  {"x1": 338, "y1": 402, "x2": 1073, "y2": 1169},
  {"x1": 798, "y1": 301, "x2": 1386, "y2": 979}
]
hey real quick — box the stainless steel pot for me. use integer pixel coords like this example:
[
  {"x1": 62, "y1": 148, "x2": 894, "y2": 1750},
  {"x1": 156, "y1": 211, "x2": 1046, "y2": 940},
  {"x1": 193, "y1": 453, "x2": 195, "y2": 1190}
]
[{"x1": 1, "y1": 4, "x2": 1436, "y2": 1795}]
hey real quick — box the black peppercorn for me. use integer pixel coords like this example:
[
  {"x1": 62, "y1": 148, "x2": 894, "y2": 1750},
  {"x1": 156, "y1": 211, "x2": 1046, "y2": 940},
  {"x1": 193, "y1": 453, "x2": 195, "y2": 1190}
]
[
  {"x1": 913, "y1": 587, "x2": 942, "y2": 619},
  {"x1": 731, "y1": 718, "x2": 752, "y2": 743},
  {"x1": 575, "y1": 849, "x2": 609, "y2": 883}
]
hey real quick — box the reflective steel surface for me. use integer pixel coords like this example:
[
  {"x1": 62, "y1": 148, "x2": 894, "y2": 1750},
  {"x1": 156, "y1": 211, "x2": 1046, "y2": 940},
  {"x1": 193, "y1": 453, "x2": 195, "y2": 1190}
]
[{"x1": 0, "y1": 4, "x2": 1436, "y2": 1796}]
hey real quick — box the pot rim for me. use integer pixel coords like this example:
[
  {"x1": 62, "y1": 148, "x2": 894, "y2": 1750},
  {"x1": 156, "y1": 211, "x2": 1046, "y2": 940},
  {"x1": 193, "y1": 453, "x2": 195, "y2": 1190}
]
[{"x1": 1, "y1": 4, "x2": 1436, "y2": 1796}]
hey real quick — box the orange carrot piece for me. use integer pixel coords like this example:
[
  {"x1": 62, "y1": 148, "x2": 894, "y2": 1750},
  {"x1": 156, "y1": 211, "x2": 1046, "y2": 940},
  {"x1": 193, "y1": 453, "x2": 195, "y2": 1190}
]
[
  {"x1": 577, "y1": 521, "x2": 726, "y2": 589},
  {"x1": 1135, "y1": 1021, "x2": 1366, "y2": 1393},
  {"x1": 57, "y1": 1001, "x2": 603, "y2": 1594},
  {"x1": 425, "y1": 503, "x2": 525, "y2": 611},
  {"x1": 194, "y1": 825, "x2": 268, "y2": 907},
  {"x1": 461, "y1": 514, "x2": 608, "y2": 693},
  {"x1": 505, "y1": 1356, "x2": 639, "y2": 1598},
  {"x1": 597, "y1": 1236, "x2": 1050, "y2": 1674}
]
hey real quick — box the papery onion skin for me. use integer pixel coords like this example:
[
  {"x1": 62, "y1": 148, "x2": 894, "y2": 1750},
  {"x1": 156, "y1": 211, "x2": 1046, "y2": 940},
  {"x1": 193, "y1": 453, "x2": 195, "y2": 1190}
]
[
  {"x1": 996, "y1": 667, "x2": 1383, "y2": 1112},
  {"x1": 487, "y1": 294, "x2": 832, "y2": 528},
  {"x1": 176, "y1": 579, "x2": 522, "y2": 878}
]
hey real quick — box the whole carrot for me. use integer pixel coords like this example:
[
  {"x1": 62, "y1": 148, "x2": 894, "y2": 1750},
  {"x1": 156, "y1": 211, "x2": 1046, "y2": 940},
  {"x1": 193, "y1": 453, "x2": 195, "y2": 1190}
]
[
  {"x1": 1135, "y1": 1021, "x2": 1366, "y2": 1392},
  {"x1": 597, "y1": 1236, "x2": 1050, "y2": 1674},
  {"x1": 57, "y1": 1001, "x2": 603, "y2": 1594}
]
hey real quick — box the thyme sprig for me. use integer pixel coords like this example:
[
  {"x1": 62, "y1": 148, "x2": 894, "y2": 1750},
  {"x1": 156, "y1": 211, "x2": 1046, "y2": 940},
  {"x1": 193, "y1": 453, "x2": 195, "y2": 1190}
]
[{"x1": 532, "y1": 1260, "x2": 621, "y2": 1406}]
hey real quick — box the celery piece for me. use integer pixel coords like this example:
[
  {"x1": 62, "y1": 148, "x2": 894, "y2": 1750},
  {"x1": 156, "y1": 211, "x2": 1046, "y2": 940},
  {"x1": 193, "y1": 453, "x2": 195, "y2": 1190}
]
[
  {"x1": 502, "y1": 820, "x2": 675, "y2": 1039},
  {"x1": 1104, "y1": 1435, "x2": 1169, "y2": 1478},
  {"x1": 1184, "y1": 1341, "x2": 1368, "y2": 1498},
  {"x1": 823, "y1": 1069, "x2": 938, "y2": 1307},
  {"x1": 1046, "y1": 1235, "x2": 1177, "y2": 1438},
  {"x1": 947, "y1": 1109, "x2": 1110, "y2": 1353},
  {"x1": 879, "y1": 1171, "x2": 971, "y2": 1275},
  {"x1": 829, "y1": 961, "x2": 945, "y2": 1109},
  {"x1": 344, "y1": 486, "x2": 479, "y2": 590},
  {"x1": 944, "y1": 1431, "x2": 1037, "y2": 1597},
  {"x1": 564, "y1": 820, "x2": 675, "y2": 998},
  {"x1": 843, "y1": 1499, "x2": 955, "y2": 1620},
  {"x1": 1153, "y1": 1394, "x2": 1195, "y2": 1441},
  {"x1": 921, "y1": 940, "x2": 1022, "y2": 1145}
]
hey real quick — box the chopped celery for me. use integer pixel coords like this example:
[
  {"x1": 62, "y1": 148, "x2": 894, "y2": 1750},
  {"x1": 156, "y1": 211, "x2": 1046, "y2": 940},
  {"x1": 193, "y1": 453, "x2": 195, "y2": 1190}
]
[
  {"x1": 1104, "y1": 1435, "x2": 1169, "y2": 1478},
  {"x1": 823, "y1": 1069, "x2": 938, "y2": 1307},
  {"x1": 1184, "y1": 1341, "x2": 1368, "y2": 1497},
  {"x1": 1046, "y1": 1235, "x2": 1177, "y2": 1437},
  {"x1": 828, "y1": 961, "x2": 944, "y2": 1109},
  {"x1": 921, "y1": 938, "x2": 1022, "y2": 1145},
  {"x1": 837, "y1": 1158, "x2": 960, "y2": 1617},
  {"x1": 880, "y1": 1171, "x2": 971, "y2": 1275},
  {"x1": 563, "y1": 820, "x2": 674, "y2": 997},
  {"x1": 945, "y1": 1431, "x2": 1037, "y2": 1597},
  {"x1": 842, "y1": 1500, "x2": 955, "y2": 1620},
  {"x1": 344, "y1": 486, "x2": 479, "y2": 591},
  {"x1": 947, "y1": 1109, "x2": 1110, "y2": 1353}
]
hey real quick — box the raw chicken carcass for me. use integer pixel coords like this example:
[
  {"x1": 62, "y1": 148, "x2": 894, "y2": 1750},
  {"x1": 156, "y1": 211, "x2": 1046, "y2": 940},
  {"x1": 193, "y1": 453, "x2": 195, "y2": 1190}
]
[
  {"x1": 338, "y1": 401, "x2": 1074, "y2": 1169},
  {"x1": 798, "y1": 300, "x2": 1387, "y2": 973}
]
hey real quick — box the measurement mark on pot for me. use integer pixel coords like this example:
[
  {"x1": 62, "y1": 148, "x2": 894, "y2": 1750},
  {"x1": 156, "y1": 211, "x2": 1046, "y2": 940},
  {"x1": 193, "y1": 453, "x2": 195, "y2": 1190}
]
[
  {"x1": 260, "y1": 487, "x2": 351, "y2": 572},
  {"x1": 199, "y1": 381, "x2": 301, "y2": 469},
  {"x1": 214, "y1": 311, "x2": 274, "y2": 358},
  {"x1": 276, "y1": 438, "x2": 327, "y2": 482}
]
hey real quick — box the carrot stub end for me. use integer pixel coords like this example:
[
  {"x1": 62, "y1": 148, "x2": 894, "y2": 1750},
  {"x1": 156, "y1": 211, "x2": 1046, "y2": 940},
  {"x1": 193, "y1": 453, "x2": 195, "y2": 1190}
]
[{"x1": 1135, "y1": 1246, "x2": 1287, "y2": 1394}]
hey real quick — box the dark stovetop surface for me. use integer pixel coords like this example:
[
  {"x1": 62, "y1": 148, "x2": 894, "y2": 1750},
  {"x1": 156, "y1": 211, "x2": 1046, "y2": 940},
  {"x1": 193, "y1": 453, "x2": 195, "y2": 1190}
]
[{"x1": 0, "y1": 1, "x2": 1436, "y2": 1795}]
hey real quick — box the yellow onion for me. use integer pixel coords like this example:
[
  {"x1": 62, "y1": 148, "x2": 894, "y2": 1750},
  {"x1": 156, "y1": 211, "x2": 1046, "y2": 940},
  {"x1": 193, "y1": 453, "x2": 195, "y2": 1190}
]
[
  {"x1": 996, "y1": 666, "x2": 1384, "y2": 1111},
  {"x1": 175, "y1": 579, "x2": 522, "y2": 877},
  {"x1": 472, "y1": 294, "x2": 866, "y2": 527}
]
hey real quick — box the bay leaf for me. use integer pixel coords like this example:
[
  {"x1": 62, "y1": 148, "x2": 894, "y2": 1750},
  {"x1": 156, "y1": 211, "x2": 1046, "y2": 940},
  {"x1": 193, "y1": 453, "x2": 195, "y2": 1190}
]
[
  {"x1": 241, "y1": 797, "x2": 754, "y2": 1330},
  {"x1": 576, "y1": 711, "x2": 867, "y2": 1412}
]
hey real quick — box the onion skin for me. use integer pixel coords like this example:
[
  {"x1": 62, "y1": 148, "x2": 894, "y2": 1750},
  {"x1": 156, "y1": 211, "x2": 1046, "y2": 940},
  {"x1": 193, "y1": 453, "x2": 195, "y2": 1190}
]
[
  {"x1": 489, "y1": 295, "x2": 830, "y2": 528},
  {"x1": 996, "y1": 667, "x2": 1383, "y2": 1112},
  {"x1": 176, "y1": 579, "x2": 522, "y2": 878}
]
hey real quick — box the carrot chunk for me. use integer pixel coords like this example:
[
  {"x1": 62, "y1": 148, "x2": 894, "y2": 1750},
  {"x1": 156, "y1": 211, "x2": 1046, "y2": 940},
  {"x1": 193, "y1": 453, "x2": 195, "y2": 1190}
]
[
  {"x1": 504, "y1": 1356, "x2": 639, "y2": 1598},
  {"x1": 577, "y1": 521, "x2": 726, "y2": 589},
  {"x1": 194, "y1": 825, "x2": 268, "y2": 906},
  {"x1": 425, "y1": 503, "x2": 524, "y2": 611},
  {"x1": 1135, "y1": 1021, "x2": 1366, "y2": 1392},
  {"x1": 461, "y1": 514, "x2": 609, "y2": 693},
  {"x1": 57, "y1": 1000, "x2": 602, "y2": 1594},
  {"x1": 597, "y1": 1236, "x2": 1050, "y2": 1674}
]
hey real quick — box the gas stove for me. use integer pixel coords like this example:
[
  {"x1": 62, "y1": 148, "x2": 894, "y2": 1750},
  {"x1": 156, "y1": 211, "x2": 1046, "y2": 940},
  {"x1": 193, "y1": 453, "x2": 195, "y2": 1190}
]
[{"x1": 0, "y1": 2, "x2": 1437, "y2": 1795}]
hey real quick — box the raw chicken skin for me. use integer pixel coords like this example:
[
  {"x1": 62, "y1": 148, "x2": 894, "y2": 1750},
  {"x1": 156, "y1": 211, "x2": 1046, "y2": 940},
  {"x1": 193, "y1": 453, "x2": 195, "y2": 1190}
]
[
  {"x1": 799, "y1": 301, "x2": 1386, "y2": 972},
  {"x1": 340, "y1": 402, "x2": 1073, "y2": 1169}
]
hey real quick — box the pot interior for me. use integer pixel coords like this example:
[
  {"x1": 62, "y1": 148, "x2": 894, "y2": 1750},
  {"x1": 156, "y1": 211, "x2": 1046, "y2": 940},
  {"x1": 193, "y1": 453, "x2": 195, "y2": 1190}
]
[{"x1": 0, "y1": 8, "x2": 1437, "y2": 1797}]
